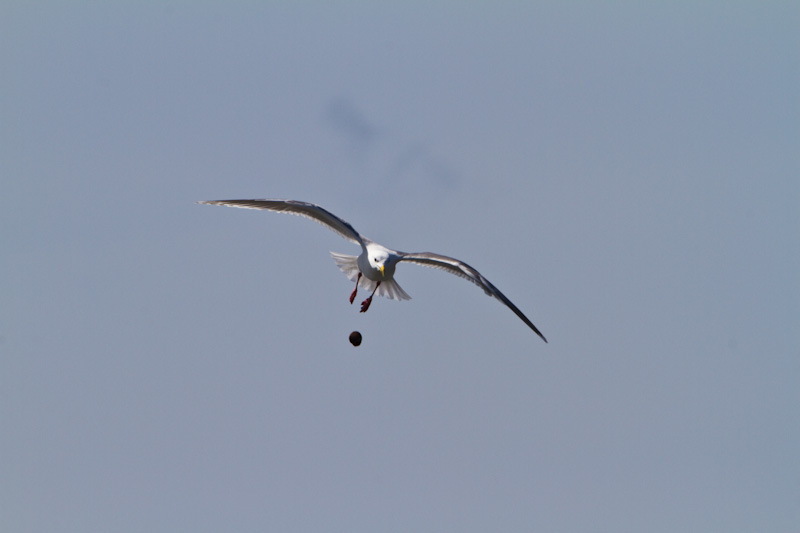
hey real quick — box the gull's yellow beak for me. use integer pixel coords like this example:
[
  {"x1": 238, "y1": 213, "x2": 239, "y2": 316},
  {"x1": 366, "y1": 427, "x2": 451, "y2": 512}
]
[{"x1": 378, "y1": 264, "x2": 385, "y2": 276}]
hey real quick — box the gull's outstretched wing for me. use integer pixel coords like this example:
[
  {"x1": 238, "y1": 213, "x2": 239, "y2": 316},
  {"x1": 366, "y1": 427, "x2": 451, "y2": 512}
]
[
  {"x1": 398, "y1": 252, "x2": 547, "y2": 342},
  {"x1": 198, "y1": 199, "x2": 366, "y2": 246}
]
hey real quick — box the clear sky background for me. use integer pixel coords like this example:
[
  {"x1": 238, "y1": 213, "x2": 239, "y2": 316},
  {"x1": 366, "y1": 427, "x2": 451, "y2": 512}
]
[{"x1": 2, "y1": 2, "x2": 798, "y2": 531}]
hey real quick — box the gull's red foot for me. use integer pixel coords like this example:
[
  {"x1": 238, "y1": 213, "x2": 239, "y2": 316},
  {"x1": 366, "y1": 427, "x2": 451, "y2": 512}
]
[
  {"x1": 360, "y1": 297, "x2": 373, "y2": 313},
  {"x1": 360, "y1": 280, "x2": 380, "y2": 313},
  {"x1": 349, "y1": 273, "x2": 362, "y2": 304}
]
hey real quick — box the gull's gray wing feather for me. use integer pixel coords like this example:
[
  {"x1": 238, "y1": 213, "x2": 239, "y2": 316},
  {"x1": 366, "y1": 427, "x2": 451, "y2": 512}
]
[
  {"x1": 397, "y1": 252, "x2": 547, "y2": 342},
  {"x1": 198, "y1": 199, "x2": 366, "y2": 246}
]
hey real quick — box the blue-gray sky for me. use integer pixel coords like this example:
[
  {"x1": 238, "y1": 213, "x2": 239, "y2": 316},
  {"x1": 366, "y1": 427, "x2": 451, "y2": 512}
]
[{"x1": 2, "y1": 2, "x2": 798, "y2": 531}]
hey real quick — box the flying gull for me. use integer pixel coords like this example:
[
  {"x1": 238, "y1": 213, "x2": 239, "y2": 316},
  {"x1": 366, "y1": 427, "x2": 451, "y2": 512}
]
[{"x1": 198, "y1": 199, "x2": 547, "y2": 342}]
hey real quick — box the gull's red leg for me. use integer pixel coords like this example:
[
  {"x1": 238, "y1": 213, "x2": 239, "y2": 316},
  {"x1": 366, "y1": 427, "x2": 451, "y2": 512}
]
[
  {"x1": 349, "y1": 272, "x2": 362, "y2": 304},
  {"x1": 360, "y1": 281, "x2": 380, "y2": 313}
]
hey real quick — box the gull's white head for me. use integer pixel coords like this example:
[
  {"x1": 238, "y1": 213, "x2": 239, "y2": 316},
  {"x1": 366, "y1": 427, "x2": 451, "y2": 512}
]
[
  {"x1": 365, "y1": 244, "x2": 394, "y2": 279},
  {"x1": 370, "y1": 249, "x2": 388, "y2": 276}
]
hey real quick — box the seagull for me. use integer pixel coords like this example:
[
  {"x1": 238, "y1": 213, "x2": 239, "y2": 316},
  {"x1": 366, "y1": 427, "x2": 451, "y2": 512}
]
[{"x1": 198, "y1": 199, "x2": 547, "y2": 342}]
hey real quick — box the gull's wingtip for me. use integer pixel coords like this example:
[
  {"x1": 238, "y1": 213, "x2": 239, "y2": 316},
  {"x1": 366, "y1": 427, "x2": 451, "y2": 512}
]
[{"x1": 529, "y1": 323, "x2": 548, "y2": 343}]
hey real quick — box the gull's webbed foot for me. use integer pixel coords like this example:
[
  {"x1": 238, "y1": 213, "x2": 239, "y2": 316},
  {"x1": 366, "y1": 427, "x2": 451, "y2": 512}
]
[
  {"x1": 360, "y1": 280, "x2": 380, "y2": 313},
  {"x1": 349, "y1": 272, "x2": 362, "y2": 305},
  {"x1": 360, "y1": 297, "x2": 372, "y2": 313}
]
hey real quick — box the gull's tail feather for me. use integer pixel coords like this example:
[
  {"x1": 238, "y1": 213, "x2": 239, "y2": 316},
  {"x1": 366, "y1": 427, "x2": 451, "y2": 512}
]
[
  {"x1": 331, "y1": 252, "x2": 360, "y2": 282},
  {"x1": 330, "y1": 252, "x2": 411, "y2": 301},
  {"x1": 377, "y1": 278, "x2": 411, "y2": 301}
]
